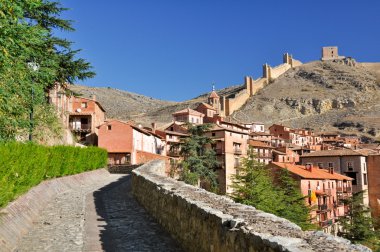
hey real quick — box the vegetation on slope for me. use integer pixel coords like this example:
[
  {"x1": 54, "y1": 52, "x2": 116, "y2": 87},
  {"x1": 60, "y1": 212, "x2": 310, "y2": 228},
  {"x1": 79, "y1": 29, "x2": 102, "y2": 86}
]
[{"x1": 0, "y1": 142, "x2": 107, "y2": 208}]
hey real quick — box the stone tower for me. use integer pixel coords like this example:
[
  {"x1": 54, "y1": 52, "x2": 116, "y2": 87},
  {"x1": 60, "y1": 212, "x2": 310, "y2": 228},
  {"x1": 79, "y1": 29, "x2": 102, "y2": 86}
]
[{"x1": 208, "y1": 85, "x2": 220, "y2": 113}]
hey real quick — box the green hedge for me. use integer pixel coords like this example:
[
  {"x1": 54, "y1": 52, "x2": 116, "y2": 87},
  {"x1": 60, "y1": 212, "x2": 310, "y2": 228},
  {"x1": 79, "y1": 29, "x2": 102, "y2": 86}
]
[{"x1": 0, "y1": 142, "x2": 108, "y2": 208}]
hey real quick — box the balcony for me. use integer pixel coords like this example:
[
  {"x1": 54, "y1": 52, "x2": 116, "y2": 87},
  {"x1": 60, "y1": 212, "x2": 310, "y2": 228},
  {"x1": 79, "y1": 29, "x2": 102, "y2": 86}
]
[
  {"x1": 317, "y1": 204, "x2": 328, "y2": 212},
  {"x1": 323, "y1": 189, "x2": 332, "y2": 196},
  {"x1": 233, "y1": 149, "x2": 242, "y2": 155},
  {"x1": 168, "y1": 150, "x2": 181, "y2": 157},
  {"x1": 69, "y1": 123, "x2": 91, "y2": 132}
]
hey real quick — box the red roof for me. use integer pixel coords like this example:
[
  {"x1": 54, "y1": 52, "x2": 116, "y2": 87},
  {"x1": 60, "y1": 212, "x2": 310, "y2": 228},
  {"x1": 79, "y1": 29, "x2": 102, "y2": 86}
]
[
  {"x1": 301, "y1": 149, "x2": 364, "y2": 157},
  {"x1": 270, "y1": 162, "x2": 353, "y2": 180},
  {"x1": 172, "y1": 108, "x2": 205, "y2": 117},
  {"x1": 209, "y1": 91, "x2": 219, "y2": 98}
]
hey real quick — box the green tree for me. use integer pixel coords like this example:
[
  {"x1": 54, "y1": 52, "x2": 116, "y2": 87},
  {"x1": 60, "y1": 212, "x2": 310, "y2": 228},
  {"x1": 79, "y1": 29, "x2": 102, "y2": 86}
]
[
  {"x1": 0, "y1": 0, "x2": 94, "y2": 141},
  {"x1": 231, "y1": 149, "x2": 281, "y2": 213},
  {"x1": 338, "y1": 190, "x2": 377, "y2": 245},
  {"x1": 274, "y1": 168, "x2": 315, "y2": 230},
  {"x1": 231, "y1": 150, "x2": 313, "y2": 230},
  {"x1": 179, "y1": 123, "x2": 218, "y2": 191}
]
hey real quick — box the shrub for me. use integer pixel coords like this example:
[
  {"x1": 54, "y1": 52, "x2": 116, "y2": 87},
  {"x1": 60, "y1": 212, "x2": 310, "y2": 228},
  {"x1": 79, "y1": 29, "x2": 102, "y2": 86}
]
[{"x1": 0, "y1": 142, "x2": 107, "y2": 208}]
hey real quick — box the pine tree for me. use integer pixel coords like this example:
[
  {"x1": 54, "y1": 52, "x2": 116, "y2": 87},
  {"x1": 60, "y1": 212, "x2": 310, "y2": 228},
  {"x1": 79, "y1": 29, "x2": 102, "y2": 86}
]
[
  {"x1": 231, "y1": 149, "x2": 283, "y2": 214},
  {"x1": 179, "y1": 123, "x2": 218, "y2": 191},
  {"x1": 231, "y1": 150, "x2": 314, "y2": 230},
  {"x1": 274, "y1": 168, "x2": 315, "y2": 230},
  {"x1": 338, "y1": 190, "x2": 376, "y2": 243}
]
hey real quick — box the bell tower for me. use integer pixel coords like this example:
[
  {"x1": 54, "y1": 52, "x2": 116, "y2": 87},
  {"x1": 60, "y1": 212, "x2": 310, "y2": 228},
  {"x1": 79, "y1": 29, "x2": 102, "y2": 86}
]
[{"x1": 208, "y1": 84, "x2": 220, "y2": 112}]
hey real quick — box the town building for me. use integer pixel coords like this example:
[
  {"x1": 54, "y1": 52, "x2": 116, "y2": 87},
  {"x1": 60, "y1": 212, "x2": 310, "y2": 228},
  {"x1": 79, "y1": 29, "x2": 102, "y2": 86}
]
[
  {"x1": 204, "y1": 123, "x2": 249, "y2": 194},
  {"x1": 269, "y1": 162, "x2": 353, "y2": 234},
  {"x1": 98, "y1": 120, "x2": 167, "y2": 166},
  {"x1": 366, "y1": 154, "x2": 380, "y2": 218},
  {"x1": 242, "y1": 122, "x2": 265, "y2": 133},
  {"x1": 155, "y1": 122, "x2": 188, "y2": 161},
  {"x1": 300, "y1": 149, "x2": 369, "y2": 205},
  {"x1": 172, "y1": 108, "x2": 204, "y2": 124},
  {"x1": 48, "y1": 84, "x2": 106, "y2": 145},
  {"x1": 248, "y1": 140, "x2": 273, "y2": 164}
]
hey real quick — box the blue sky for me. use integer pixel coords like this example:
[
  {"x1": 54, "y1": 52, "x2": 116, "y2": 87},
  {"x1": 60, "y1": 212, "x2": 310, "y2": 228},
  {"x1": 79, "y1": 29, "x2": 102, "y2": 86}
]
[{"x1": 57, "y1": 0, "x2": 380, "y2": 101}]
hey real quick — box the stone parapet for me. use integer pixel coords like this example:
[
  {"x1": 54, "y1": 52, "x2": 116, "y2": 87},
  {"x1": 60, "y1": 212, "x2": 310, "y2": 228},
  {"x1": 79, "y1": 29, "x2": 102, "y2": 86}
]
[{"x1": 132, "y1": 160, "x2": 370, "y2": 252}]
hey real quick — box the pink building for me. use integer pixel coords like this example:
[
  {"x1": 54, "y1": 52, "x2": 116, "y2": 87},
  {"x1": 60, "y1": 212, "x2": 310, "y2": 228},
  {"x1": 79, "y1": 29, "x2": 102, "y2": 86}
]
[
  {"x1": 269, "y1": 162, "x2": 352, "y2": 233},
  {"x1": 98, "y1": 120, "x2": 167, "y2": 165},
  {"x1": 269, "y1": 162, "x2": 353, "y2": 234}
]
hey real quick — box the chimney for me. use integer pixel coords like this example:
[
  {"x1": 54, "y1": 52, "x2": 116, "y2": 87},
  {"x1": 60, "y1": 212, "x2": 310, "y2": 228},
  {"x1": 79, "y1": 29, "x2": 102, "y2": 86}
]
[
  {"x1": 151, "y1": 122, "x2": 157, "y2": 133},
  {"x1": 329, "y1": 167, "x2": 334, "y2": 174},
  {"x1": 305, "y1": 163, "x2": 313, "y2": 172}
]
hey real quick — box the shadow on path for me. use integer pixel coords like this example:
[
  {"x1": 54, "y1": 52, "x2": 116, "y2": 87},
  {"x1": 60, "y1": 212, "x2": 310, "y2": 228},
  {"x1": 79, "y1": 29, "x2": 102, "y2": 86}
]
[{"x1": 89, "y1": 175, "x2": 183, "y2": 252}]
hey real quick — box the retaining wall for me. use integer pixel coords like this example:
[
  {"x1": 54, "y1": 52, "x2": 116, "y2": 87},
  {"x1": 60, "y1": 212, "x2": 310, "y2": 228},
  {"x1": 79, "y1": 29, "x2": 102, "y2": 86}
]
[
  {"x1": 0, "y1": 169, "x2": 110, "y2": 252},
  {"x1": 132, "y1": 160, "x2": 370, "y2": 252}
]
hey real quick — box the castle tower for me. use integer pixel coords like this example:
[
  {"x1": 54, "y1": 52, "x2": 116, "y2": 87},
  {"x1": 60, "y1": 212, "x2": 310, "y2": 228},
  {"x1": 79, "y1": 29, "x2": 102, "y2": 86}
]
[{"x1": 208, "y1": 84, "x2": 220, "y2": 113}]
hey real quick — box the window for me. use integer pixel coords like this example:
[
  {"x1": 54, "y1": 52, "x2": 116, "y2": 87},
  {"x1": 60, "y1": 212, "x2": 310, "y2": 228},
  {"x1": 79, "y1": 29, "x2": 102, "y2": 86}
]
[
  {"x1": 230, "y1": 132, "x2": 232, "y2": 136},
  {"x1": 347, "y1": 162, "x2": 353, "y2": 171},
  {"x1": 363, "y1": 173, "x2": 368, "y2": 185},
  {"x1": 107, "y1": 125, "x2": 112, "y2": 130},
  {"x1": 363, "y1": 163, "x2": 366, "y2": 172},
  {"x1": 346, "y1": 172, "x2": 357, "y2": 185},
  {"x1": 81, "y1": 102, "x2": 87, "y2": 108},
  {"x1": 328, "y1": 162, "x2": 334, "y2": 168},
  {"x1": 317, "y1": 163, "x2": 323, "y2": 169},
  {"x1": 196, "y1": 118, "x2": 199, "y2": 123},
  {"x1": 212, "y1": 132, "x2": 215, "y2": 137}
]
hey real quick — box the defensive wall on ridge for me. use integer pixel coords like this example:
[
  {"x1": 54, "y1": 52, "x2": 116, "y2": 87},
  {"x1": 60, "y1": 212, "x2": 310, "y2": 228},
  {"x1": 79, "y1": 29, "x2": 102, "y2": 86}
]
[
  {"x1": 132, "y1": 160, "x2": 370, "y2": 252},
  {"x1": 221, "y1": 53, "x2": 302, "y2": 117}
]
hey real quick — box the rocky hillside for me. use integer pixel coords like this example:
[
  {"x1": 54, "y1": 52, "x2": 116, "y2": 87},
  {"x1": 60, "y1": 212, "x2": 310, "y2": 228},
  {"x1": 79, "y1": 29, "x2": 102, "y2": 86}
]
[
  {"x1": 231, "y1": 61, "x2": 380, "y2": 141},
  {"x1": 68, "y1": 85, "x2": 176, "y2": 121},
  {"x1": 70, "y1": 84, "x2": 242, "y2": 126},
  {"x1": 72, "y1": 60, "x2": 380, "y2": 141}
]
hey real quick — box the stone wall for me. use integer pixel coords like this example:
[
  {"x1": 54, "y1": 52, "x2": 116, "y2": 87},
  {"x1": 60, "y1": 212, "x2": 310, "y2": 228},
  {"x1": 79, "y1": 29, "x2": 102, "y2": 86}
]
[
  {"x1": 132, "y1": 160, "x2": 370, "y2": 252},
  {"x1": 0, "y1": 169, "x2": 110, "y2": 252}
]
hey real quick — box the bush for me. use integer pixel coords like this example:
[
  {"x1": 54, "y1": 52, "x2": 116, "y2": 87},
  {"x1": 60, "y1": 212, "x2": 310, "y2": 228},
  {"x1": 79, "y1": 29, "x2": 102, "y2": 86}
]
[{"x1": 0, "y1": 142, "x2": 107, "y2": 208}]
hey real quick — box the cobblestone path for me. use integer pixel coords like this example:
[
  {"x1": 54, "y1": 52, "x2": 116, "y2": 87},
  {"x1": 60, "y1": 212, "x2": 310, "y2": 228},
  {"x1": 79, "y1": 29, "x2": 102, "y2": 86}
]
[{"x1": 16, "y1": 174, "x2": 182, "y2": 252}]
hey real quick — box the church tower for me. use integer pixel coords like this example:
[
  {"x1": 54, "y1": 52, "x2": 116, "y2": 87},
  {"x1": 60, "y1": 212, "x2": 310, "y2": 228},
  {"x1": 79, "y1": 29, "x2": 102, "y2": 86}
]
[{"x1": 208, "y1": 84, "x2": 220, "y2": 113}]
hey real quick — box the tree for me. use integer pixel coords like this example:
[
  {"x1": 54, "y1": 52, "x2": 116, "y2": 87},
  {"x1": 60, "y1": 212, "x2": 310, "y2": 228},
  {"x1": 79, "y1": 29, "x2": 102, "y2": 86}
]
[
  {"x1": 231, "y1": 149, "x2": 313, "y2": 230},
  {"x1": 338, "y1": 191, "x2": 376, "y2": 244},
  {"x1": 178, "y1": 123, "x2": 218, "y2": 191},
  {"x1": 274, "y1": 168, "x2": 315, "y2": 230},
  {"x1": 0, "y1": 0, "x2": 94, "y2": 141}
]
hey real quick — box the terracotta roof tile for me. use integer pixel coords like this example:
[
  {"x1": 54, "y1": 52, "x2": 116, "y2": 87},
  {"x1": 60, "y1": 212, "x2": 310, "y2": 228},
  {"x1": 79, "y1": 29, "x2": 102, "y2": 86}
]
[
  {"x1": 270, "y1": 162, "x2": 353, "y2": 180},
  {"x1": 301, "y1": 149, "x2": 364, "y2": 157},
  {"x1": 172, "y1": 108, "x2": 205, "y2": 117}
]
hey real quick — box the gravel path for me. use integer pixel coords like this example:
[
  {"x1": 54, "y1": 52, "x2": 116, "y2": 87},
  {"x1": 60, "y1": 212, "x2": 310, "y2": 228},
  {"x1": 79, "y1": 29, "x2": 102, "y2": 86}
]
[{"x1": 16, "y1": 174, "x2": 182, "y2": 252}]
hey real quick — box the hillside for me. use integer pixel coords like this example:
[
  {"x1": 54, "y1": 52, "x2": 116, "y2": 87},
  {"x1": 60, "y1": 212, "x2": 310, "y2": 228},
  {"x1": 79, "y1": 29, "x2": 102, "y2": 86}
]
[
  {"x1": 72, "y1": 60, "x2": 380, "y2": 141},
  {"x1": 70, "y1": 84, "x2": 242, "y2": 126},
  {"x1": 68, "y1": 85, "x2": 176, "y2": 121},
  {"x1": 231, "y1": 61, "x2": 380, "y2": 141}
]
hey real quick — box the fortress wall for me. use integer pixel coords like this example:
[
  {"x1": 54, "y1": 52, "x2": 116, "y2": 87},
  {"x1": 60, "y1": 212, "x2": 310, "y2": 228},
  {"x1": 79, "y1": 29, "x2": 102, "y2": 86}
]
[
  {"x1": 0, "y1": 169, "x2": 110, "y2": 252},
  {"x1": 225, "y1": 92, "x2": 250, "y2": 116},
  {"x1": 269, "y1": 63, "x2": 292, "y2": 79},
  {"x1": 132, "y1": 160, "x2": 369, "y2": 252},
  {"x1": 251, "y1": 78, "x2": 268, "y2": 94},
  {"x1": 291, "y1": 59, "x2": 302, "y2": 67}
]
